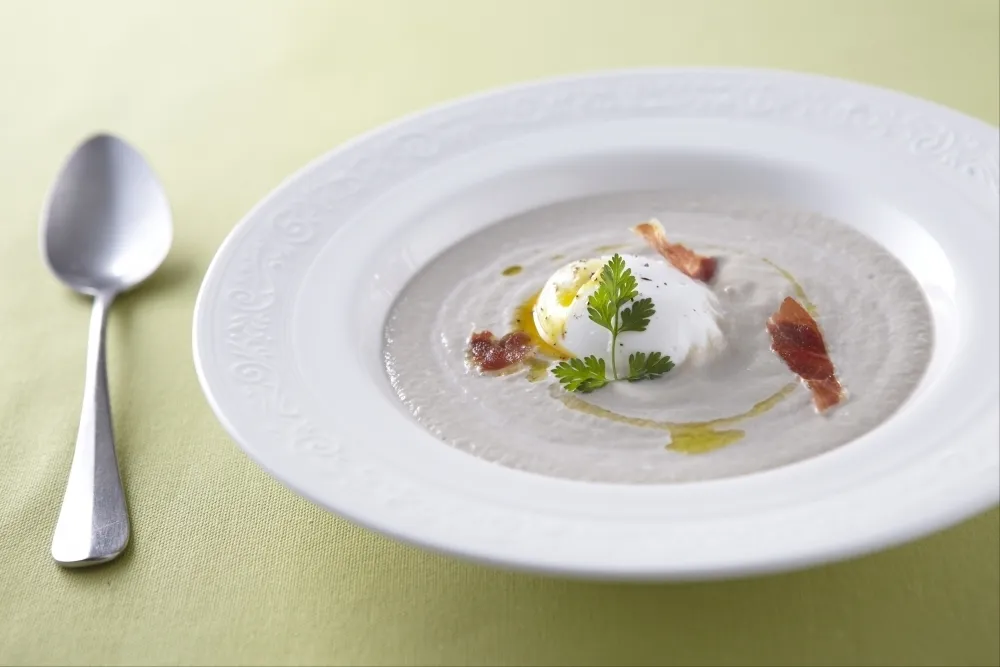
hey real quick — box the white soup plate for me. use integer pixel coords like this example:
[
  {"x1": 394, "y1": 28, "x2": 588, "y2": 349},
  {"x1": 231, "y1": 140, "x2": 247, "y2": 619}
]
[{"x1": 193, "y1": 69, "x2": 999, "y2": 580}]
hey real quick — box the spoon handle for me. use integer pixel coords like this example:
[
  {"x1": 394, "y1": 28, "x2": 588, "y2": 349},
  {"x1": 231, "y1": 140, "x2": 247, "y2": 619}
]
[{"x1": 51, "y1": 294, "x2": 129, "y2": 567}]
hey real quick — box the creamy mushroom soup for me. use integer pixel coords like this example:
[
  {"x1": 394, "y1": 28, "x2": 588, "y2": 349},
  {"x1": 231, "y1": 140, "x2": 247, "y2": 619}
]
[{"x1": 383, "y1": 192, "x2": 932, "y2": 484}]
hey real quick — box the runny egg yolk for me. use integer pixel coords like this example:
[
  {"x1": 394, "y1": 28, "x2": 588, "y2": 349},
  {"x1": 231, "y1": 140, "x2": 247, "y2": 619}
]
[
  {"x1": 533, "y1": 257, "x2": 605, "y2": 344},
  {"x1": 533, "y1": 254, "x2": 724, "y2": 370}
]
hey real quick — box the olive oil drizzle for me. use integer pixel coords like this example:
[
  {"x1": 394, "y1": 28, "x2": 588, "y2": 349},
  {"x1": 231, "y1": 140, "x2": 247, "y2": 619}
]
[
  {"x1": 763, "y1": 258, "x2": 817, "y2": 316},
  {"x1": 553, "y1": 382, "x2": 797, "y2": 453}
]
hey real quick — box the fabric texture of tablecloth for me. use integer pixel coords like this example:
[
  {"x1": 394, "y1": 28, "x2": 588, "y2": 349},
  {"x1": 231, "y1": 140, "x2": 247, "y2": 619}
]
[{"x1": 1, "y1": 1, "x2": 997, "y2": 665}]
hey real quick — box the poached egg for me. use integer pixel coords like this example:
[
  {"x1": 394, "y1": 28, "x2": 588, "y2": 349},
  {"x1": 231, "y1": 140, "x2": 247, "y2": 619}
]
[{"x1": 533, "y1": 254, "x2": 724, "y2": 371}]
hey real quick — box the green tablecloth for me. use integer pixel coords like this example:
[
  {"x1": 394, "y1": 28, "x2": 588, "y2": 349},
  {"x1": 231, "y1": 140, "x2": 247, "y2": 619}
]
[{"x1": 1, "y1": 1, "x2": 997, "y2": 665}]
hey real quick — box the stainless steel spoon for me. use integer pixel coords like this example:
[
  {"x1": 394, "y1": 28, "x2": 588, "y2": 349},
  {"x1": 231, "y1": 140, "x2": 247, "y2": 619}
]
[{"x1": 41, "y1": 133, "x2": 172, "y2": 567}]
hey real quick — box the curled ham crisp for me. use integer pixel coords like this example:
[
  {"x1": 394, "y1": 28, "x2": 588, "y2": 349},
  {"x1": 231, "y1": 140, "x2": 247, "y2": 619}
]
[
  {"x1": 766, "y1": 297, "x2": 846, "y2": 413},
  {"x1": 631, "y1": 219, "x2": 717, "y2": 282},
  {"x1": 467, "y1": 330, "x2": 533, "y2": 372}
]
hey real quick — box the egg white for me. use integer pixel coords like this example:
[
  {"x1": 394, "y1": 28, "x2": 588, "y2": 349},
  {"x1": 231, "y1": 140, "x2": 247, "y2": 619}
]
[{"x1": 533, "y1": 254, "x2": 724, "y2": 372}]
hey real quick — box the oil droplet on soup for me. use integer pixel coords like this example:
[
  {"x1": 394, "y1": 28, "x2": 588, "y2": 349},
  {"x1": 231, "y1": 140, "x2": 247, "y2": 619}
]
[{"x1": 526, "y1": 358, "x2": 551, "y2": 382}]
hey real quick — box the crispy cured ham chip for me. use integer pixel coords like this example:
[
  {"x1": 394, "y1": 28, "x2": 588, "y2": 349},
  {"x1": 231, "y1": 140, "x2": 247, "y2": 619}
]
[
  {"x1": 468, "y1": 330, "x2": 533, "y2": 372},
  {"x1": 766, "y1": 297, "x2": 846, "y2": 412},
  {"x1": 631, "y1": 219, "x2": 717, "y2": 282}
]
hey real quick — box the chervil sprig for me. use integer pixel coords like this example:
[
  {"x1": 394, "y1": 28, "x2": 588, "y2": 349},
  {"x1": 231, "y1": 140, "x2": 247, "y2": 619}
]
[{"x1": 553, "y1": 254, "x2": 675, "y2": 392}]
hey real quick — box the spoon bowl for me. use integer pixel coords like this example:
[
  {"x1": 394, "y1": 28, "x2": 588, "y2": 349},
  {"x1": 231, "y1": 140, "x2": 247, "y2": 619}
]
[
  {"x1": 42, "y1": 134, "x2": 172, "y2": 295},
  {"x1": 41, "y1": 133, "x2": 172, "y2": 566}
]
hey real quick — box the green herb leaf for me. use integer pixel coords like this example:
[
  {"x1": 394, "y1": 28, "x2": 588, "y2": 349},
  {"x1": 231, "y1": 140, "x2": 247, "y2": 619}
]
[
  {"x1": 626, "y1": 351, "x2": 675, "y2": 382},
  {"x1": 586, "y1": 254, "x2": 639, "y2": 333},
  {"x1": 586, "y1": 285, "x2": 616, "y2": 334},
  {"x1": 608, "y1": 255, "x2": 639, "y2": 310},
  {"x1": 619, "y1": 297, "x2": 655, "y2": 333},
  {"x1": 552, "y1": 356, "x2": 608, "y2": 393},
  {"x1": 585, "y1": 298, "x2": 615, "y2": 333}
]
